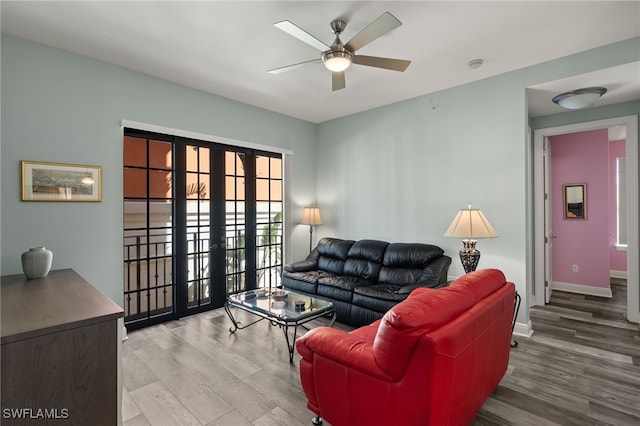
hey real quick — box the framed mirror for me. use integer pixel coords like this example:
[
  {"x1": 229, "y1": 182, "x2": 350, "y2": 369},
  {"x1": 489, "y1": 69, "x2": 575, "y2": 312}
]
[{"x1": 563, "y1": 183, "x2": 586, "y2": 219}]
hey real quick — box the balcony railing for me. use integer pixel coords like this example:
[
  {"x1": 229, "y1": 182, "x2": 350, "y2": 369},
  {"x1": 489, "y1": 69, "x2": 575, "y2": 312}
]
[{"x1": 123, "y1": 216, "x2": 282, "y2": 325}]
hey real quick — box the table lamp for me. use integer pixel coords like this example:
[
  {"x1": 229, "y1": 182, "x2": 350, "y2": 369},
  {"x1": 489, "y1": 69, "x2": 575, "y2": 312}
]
[{"x1": 444, "y1": 205, "x2": 498, "y2": 273}]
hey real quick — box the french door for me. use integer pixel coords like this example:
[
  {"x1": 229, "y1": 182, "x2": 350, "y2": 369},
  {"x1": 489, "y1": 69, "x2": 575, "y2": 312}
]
[{"x1": 123, "y1": 129, "x2": 283, "y2": 329}]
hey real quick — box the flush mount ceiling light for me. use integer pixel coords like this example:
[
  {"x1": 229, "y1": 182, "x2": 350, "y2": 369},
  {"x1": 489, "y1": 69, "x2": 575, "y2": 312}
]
[
  {"x1": 552, "y1": 87, "x2": 607, "y2": 110},
  {"x1": 467, "y1": 58, "x2": 483, "y2": 69}
]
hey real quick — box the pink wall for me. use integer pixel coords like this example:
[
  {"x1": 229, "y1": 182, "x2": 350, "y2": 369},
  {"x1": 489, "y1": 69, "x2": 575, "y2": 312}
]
[
  {"x1": 550, "y1": 129, "x2": 610, "y2": 288},
  {"x1": 609, "y1": 139, "x2": 627, "y2": 272}
]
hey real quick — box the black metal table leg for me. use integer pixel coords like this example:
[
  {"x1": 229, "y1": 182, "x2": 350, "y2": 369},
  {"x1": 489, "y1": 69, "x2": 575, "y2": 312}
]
[
  {"x1": 282, "y1": 323, "x2": 298, "y2": 363},
  {"x1": 511, "y1": 291, "x2": 521, "y2": 348},
  {"x1": 225, "y1": 302, "x2": 265, "y2": 333}
]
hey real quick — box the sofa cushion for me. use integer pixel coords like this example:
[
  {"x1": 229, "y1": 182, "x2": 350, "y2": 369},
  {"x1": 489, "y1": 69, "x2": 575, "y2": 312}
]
[
  {"x1": 378, "y1": 267, "x2": 424, "y2": 286},
  {"x1": 318, "y1": 276, "x2": 374, "y2": 303},
  {"x1": 353, "y1": 284, "x2": 407, "y2": 302},
  {"x1": 378, "y1": 243, "x2": 445, "y2": 285},
  {"x1": 317, "y1": 238, "x2": 355, "y2": 259},
  {"x1": 343, "y1": 240, "x2": 388, "y2": 281},
  {"x1": 352, "y1": 286, "x2": 406, "y2": 317},
  {"x1": 347, "y1": 240, "x2": 388, "y2": 263},
  {"x1": 319, "y1": 275, "x2": 372, "y2": 291},
  {"x1": 316, "y1": 238, "x2": 355, "y2": 274},
  {"x1": 382, "y1": 243, "x2": 444, "y2": 267}
]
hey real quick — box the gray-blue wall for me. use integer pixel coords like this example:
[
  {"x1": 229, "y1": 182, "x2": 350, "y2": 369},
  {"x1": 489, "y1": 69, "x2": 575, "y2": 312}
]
[
  {"x1": 315, "y1": 37, "x2": 640, "y2": 325},
  {"x1": 1, "y1": 35, "x2": 317, "y2": 305}
]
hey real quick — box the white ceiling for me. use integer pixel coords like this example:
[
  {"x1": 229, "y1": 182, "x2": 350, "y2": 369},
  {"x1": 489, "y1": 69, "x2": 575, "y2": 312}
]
[{"x1": 2, "y1": 1, "x2": 639, "y2": 123}]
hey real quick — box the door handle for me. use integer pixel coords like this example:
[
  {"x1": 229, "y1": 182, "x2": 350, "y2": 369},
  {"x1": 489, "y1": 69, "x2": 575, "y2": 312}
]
[
  {"x1": 220, "y1": 243, "x2": 226, "y2": 249},
  {"x1": 211, "y1": 244, "x2": 218, "y2": 249}
]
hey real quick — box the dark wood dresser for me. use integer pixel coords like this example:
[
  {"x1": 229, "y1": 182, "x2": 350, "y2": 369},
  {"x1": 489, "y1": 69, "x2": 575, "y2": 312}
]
[{"x1": 1, "y1": 269, "x2": 124, "y2": 425}]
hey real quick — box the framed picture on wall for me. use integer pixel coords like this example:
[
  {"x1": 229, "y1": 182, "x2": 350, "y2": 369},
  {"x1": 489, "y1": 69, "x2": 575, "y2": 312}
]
[
  {"x1": 562, "y1": 183, "x2": 586, "y2": 219},
  {"x1": 21, "y1": 160, "x2": 102, "y2": 202}
]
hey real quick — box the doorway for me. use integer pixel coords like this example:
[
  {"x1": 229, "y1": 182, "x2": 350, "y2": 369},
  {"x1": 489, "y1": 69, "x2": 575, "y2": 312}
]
[
  {"x1": 122, "y1": 129, "x2": 284, "y2": 329},
  {"x1": 533, "y1": 115, "x2": 639, "y2": 323}
]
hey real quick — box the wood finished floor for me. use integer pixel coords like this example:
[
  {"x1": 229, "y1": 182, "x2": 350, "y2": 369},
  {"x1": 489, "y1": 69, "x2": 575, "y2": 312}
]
[{"x1": 122, "y1": 279, "x2": 640, "y2": 425}]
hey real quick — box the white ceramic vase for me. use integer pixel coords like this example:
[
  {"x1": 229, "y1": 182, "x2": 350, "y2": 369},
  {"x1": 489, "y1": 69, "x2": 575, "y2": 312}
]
[{"x1": 21, "y1": 247, "x2": 53, "y2": 279}]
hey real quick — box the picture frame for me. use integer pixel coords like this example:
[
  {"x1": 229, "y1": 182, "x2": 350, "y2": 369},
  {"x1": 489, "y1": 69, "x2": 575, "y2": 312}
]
[
  {"x1": 562, "y1": 183, "x2": 586, "y2": 220},
  {"x1": 21, "y1": 160, "x2": 102, "y2": 202}
]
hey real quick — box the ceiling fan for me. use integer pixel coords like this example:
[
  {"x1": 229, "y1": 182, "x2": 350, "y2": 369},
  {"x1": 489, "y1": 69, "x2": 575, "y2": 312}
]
[{"x1": 268, "y1": 12, "x2": 411, "y2": 91}]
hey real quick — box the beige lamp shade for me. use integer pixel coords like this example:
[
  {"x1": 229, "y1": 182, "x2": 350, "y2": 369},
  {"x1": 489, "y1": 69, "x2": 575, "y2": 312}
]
[
  {"x1": 444, "y1": 207, "x2": 497, "y2": 239},
  {"x1": 300, "y1": 207, "x2": 323, "y2": 226}
]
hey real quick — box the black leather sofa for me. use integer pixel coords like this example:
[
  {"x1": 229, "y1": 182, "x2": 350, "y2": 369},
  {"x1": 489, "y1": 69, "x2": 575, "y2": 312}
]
[{"x1": 282, "y1": 237, "x2": 452, "y2": 327}]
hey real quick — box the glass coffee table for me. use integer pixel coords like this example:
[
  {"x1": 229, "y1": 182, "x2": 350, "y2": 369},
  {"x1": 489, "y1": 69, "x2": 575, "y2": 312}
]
[{"x1": 225, "y1": 289, "x2": 336, "y2": 362}]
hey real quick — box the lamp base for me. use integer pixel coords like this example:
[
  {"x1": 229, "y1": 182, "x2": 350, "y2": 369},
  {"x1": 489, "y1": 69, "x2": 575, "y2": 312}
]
[{"x1": 459, "y1": 240, "x2": 480, "y2": 274}]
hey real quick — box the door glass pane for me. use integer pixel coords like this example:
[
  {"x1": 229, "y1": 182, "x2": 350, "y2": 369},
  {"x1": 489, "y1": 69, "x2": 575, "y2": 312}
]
[
  {"x1": 199, "y1": 147, "x2": 210, "y2": 173},
  {"x1": 149, "y1": 140, "x2": 172, "y2": 170},
  {"x1": 256, "y1": 154, "x2": 283, "y2": 290},
  {"x1": 123, "y1": 135, "x2": 174, "y2": 327},
  {"x1": 225, "y1": 150, "x2": 247, "y2": 294},
  {"x1": 270, "y1": 157, "x2": 282, "y2": 179},
  {"x1": 149, "y1": 169, "x2": 171, "y2": 199},
  {"x1": 124, "y1": 136, "x2": 147, "y2": 167},
  {"x1": 123, "y1": 168, "x2": 147, "y2": 198},
  {"x1": 270, "y1": 180, "x2": 282, "y2": 201},
  {"x1": 186, "y1": 146, "x2": 211, "y2": 308},
  {"x1": 186, "y1": 172, "x2": 201, "y2": 199}
]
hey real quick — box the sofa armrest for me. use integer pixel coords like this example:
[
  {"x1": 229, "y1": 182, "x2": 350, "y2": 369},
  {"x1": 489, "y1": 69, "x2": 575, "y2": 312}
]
[
  {"x1": 296, "y1": 327, "x2": 394, "y2": 382},
  {"x1": 284, "y1": 249, "x2": 320, "y2": 272},
  {"x1": 284, "y1": 259, "x2": 318, "y2": 273},
  {"x1": 417, "y1": 255, "x2": 452, "y2": 285}
]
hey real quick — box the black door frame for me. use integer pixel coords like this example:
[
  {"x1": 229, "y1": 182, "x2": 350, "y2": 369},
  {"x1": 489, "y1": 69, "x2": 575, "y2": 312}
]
[{"x1": 124, "y1": 128, "x2": 277, "y2": 329}]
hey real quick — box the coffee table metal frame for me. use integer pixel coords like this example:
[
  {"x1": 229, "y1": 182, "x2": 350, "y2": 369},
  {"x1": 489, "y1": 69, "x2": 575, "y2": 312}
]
[{"x1": 224, "y1": 289, "x2": 336, "y2": 362}]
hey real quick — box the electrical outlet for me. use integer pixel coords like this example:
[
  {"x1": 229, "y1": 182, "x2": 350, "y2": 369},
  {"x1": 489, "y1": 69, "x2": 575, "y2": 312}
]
[{"x1": 572, "y1": 264, "x2": 579, "y2": 272}]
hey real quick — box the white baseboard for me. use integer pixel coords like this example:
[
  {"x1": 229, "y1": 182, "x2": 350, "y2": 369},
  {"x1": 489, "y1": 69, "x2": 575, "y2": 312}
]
[
  {"x1": 513, "y1": 321, "x2": 533, "y2": 338},
  {"x1": 122, "y1": 325, "x2": 128, "y2": 341},
  {"x1": 610, "y1": 270, "x2": 628, "y2": 279},
  {"x1": 552, "y1": 281, "x2": 612, "y2": 298}
]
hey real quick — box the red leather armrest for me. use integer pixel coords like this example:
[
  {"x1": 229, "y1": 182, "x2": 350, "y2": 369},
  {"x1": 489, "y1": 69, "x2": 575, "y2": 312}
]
[{"x1": 296, "y1": 327, "x2": 394, "y2": 382}]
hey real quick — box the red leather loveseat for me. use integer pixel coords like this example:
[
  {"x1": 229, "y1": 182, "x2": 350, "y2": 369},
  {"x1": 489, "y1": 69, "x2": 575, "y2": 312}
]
[{"x1": 295, "y1": 268, "x2": 515, "y2": 426}]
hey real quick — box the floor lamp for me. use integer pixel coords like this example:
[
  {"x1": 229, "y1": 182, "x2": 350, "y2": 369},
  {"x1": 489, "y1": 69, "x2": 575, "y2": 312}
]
[{"x1": 300, "y1": 207, "x2": 323, "y2": 253}]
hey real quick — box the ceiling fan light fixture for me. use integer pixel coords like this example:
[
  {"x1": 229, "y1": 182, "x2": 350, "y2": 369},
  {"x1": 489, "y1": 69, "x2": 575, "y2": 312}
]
[
  {"x1": 322, "y1": 50, "x2": 352, "y2": 72},
  {"x1": 552, "y1": 87, "x2": 607, "y2": 110}
]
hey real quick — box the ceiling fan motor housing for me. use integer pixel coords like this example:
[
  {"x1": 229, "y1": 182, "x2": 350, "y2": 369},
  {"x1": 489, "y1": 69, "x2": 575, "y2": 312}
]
[{"x1": 330, "y1": 19, "x2": 347, "y2": 35}]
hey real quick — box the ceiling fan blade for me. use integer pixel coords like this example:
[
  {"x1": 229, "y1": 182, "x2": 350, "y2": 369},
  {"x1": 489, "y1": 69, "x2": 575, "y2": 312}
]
[
  {"x1": 352, "y1": 55, "x2": 411, "y2": 72},
  {"x1": 274, "y1": 20, "x2": 331, "y2": 51},
  {"x1": 332, "y1": 71, "x2": 346, "y2": 91},
  {"x1": 268, "y1": 58, "x2": 322, "y2": 74},
  {"x1": 345, "y1": 12, "x2": 402, "y2": 52}
]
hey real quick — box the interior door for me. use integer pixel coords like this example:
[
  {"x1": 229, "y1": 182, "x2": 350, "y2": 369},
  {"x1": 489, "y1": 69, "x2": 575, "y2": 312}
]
[{"x1": 544, "y1": 136, "x2": 554, "y2": 303}]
